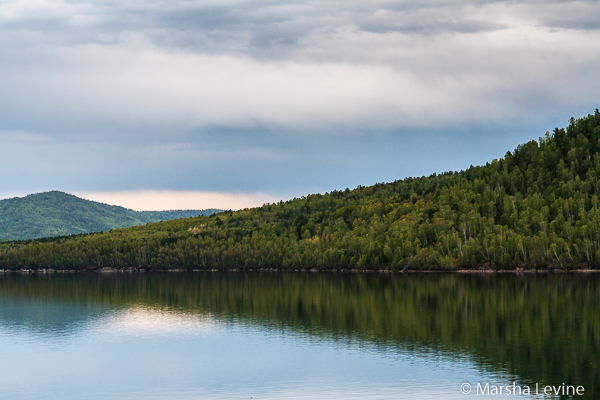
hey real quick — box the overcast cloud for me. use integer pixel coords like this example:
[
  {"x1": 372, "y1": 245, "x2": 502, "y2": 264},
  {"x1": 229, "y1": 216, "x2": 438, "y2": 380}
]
[{"x1": 1, "y1": 0, "x2": 599, "y2": 209}]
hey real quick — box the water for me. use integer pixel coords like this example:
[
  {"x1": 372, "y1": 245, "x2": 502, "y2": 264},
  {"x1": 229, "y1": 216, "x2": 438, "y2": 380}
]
[{"x1": 0, "y1": 272, "x2": 597, "y2": 399}]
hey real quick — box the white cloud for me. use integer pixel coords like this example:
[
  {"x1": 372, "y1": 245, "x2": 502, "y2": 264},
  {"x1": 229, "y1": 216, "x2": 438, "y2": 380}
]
[{"x1": 3, "y1": 25, "x2": 598, "y2": 134}]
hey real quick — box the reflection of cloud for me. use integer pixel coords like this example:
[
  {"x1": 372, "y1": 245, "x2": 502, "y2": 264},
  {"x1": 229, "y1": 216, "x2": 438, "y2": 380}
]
[
  {"x1": 0, "y1": 299, "x2": 216, "y2": 339},
  {"x1": 92, "y1": 306, "x2": 216, "y2": 336}
]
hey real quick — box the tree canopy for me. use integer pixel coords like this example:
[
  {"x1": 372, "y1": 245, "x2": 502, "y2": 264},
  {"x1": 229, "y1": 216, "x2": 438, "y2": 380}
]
[
  {"x1": 0, "y1": 191, "x2": 220, "y2": 241},
  {"x1": 2, "y1": 110, "x2": 600, "y2": 270}
]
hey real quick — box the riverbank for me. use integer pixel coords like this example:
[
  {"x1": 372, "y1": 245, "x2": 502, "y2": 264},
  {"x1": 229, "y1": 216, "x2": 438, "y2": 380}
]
[{"x1": 1, "y1": 267, "x2": 599, "y2": 274}]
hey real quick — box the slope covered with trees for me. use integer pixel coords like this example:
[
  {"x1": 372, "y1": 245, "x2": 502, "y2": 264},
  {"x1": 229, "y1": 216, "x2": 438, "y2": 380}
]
[
  {"x1": 0, "y1": 191, "x2": 220, "y2": 241},
  {"x1": 1, "y1": 110, "x2": 600, "y2": 270}
]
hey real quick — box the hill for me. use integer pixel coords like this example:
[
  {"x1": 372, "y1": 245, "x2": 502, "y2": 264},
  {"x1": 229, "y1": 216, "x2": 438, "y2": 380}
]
[
  {"x1": 1, "y1": 110, "x2": 600, "y2": 270},
  {"x1": 0, "y1": 191, "x2": 220, "y2": 241}
]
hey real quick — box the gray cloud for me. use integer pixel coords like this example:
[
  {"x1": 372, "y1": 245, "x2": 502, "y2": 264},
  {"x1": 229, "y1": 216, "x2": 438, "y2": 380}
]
[
  {"x1": 0, "y1": 0, "x2": 599, "y2": 198},
  {"x1": 4, "y1": 0, "x2": 597, "y2": 58}
]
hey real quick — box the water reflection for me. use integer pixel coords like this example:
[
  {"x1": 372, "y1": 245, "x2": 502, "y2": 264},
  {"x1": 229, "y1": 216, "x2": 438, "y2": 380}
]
[
  {"x1": 0, "y1": 272, "x2": 598, "y2": 399},
  {"x1": 92, "y1": 306, "x2": 215, "y2": 336},
  {"x1": 0, "y1": 297, "x2": 109, "y2": 338}
]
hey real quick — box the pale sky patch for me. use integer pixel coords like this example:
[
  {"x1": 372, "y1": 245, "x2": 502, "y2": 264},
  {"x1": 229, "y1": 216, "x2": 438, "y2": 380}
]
[{"x1": 76, "y1": 190, "x2": 280, "y2": 211}]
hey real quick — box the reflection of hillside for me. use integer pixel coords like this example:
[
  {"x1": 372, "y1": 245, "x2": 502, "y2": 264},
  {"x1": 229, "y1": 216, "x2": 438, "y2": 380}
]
[
  {"x1": 0, "y1": 298, "x2": 108, "y2": 337},
  {"x1": 0, "y1": 273, "x2": 598, "y2": 398}
]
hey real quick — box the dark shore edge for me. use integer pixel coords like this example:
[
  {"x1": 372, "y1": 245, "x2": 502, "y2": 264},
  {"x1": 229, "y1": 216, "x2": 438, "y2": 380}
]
[{"x1": 1, "y1": 267, "x2": 599, "y2": 274}]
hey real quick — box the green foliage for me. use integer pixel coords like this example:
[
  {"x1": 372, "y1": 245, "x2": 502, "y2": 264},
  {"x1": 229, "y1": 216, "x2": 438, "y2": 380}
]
[
  {"x1": 2, "y1": 110, "x2": 600, "y2": 270},
  {"x1": 0, "y1": 191, "x2": 220, "y2": 241}
]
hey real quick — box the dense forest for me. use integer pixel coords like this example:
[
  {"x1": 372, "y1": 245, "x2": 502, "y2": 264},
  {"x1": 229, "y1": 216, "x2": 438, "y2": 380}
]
[
  {"x1": 1, "y1": 110, "x2": 600, "y2": 270},
  {"x1": 0, "y1": 191, "x2": 220, "y2": 240}
]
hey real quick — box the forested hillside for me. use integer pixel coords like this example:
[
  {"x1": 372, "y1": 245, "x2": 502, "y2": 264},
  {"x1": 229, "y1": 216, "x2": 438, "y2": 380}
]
[
  {"x1": 0, "y1": 191, "x2": 220, "y2": 240},
  {"x1": 1, "y1": 110, "x2": 600, "y2": 270}
]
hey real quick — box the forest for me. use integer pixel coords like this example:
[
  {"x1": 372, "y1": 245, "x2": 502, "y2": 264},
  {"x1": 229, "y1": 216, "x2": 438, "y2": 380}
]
[
  {"x1": 1, "y1": 110, "x2": 600, "y2": 270},
  {"x1": 0, "y1": 191, "x2": 220, "y2": 241}
]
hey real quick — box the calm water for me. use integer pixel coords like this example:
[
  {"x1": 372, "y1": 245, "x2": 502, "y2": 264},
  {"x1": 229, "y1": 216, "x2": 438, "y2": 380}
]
[{"x1": 0, "y1": 272, "x2": 597, "y2": 399}]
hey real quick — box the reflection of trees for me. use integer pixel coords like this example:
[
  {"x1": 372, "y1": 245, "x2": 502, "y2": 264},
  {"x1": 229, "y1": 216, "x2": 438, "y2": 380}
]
[
  {"x1": 0, "y1": 273, "x2": 598, "y2": 398},
  {"x1": 0, "y1": 297, "x2": 108, "y2": 337}
]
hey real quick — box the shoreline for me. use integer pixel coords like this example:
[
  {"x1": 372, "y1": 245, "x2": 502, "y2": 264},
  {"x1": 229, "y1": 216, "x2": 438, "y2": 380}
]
[{"x1": 1, "y1": 267, "x2": 599, "y2": 274}]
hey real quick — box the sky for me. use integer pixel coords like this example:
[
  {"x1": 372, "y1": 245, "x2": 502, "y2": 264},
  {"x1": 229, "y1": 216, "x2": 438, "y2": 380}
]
[{"x1": 1, "y1": 0, "x2": 599, "y2": 210}]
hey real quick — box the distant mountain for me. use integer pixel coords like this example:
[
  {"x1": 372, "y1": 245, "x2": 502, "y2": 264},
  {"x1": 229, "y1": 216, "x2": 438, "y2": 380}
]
[{"x1": 0, "y1": 191, "x2": 221, "y2": 241}]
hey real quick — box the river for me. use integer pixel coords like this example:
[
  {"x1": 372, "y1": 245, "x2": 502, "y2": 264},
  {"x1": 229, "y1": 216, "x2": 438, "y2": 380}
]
[{"x1": 0, "y1": 272, "x2": 597, "y2": 399}]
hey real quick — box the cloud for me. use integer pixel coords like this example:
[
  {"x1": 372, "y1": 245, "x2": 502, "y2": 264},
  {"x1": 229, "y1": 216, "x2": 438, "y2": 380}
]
[
  {"x1": 358, "y1": 6, "x2": 510, "y2": 35},
  {"x1": 2, "y1": 27, "x2": 598, "y2": 135},
  {"x1": 0, "y1": 0, "x2": 598, "y2": 198},
  {"x1": 517, "y1": 1, "x2": 600, "y2": 31},
  {"x1": 1, "y1": 1, "x2": 598, "y2": 132}
]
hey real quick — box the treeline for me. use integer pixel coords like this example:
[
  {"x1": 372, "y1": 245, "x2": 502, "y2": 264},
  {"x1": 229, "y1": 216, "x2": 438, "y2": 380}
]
[
  {"x1": 0, "y1": 190, "x2": 220, "y2": 241},
  {"x1": 1, "y1": 110, "x2": 600, "y2": 270}
]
